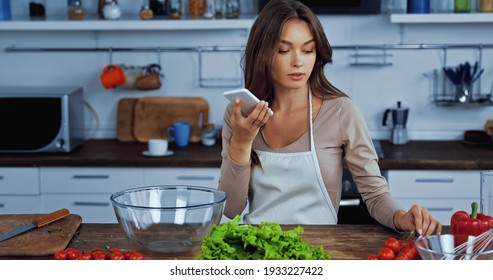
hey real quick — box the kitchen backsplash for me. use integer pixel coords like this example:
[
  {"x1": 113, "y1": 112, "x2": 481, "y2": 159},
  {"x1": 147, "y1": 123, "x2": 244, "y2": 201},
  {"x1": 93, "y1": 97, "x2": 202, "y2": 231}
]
[{"x1": 0, "y1": 3, "x2": 492, "y2": 141}]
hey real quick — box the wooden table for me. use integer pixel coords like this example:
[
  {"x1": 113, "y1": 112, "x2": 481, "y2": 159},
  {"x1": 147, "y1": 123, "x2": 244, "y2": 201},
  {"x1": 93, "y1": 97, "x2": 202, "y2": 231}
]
[{"x1": 2, "y1": 223, "x2": 447, "y2": 260}]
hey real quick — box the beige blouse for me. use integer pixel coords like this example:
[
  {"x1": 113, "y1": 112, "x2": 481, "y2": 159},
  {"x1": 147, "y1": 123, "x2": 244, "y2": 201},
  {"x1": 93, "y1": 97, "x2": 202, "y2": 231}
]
[{"x1": 219, "y1": 96, "x2": 403, "y2": 229}]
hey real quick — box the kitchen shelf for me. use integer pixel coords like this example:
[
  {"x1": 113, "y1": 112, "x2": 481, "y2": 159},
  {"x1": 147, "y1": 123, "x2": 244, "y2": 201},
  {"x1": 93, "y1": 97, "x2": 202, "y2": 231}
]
[
  {"x1": 0, "y1": 14, "x2": 256, "y2": 31},
  {"x1": 390, "y1": 13, "x2": 493, "y2": 24}
]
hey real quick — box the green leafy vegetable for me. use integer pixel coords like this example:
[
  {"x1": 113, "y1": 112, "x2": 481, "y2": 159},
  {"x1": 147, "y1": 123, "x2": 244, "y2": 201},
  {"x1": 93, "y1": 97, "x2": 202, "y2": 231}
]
[{"x1": 194, "y1": 215, "x2": 331, "y2": 260}]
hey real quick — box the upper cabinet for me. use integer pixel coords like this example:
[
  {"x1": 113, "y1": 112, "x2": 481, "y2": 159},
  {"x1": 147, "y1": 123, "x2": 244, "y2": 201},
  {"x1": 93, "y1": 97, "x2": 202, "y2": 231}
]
[{"x1": 390, "y1": 13, "x2": 493, "y2": 23}]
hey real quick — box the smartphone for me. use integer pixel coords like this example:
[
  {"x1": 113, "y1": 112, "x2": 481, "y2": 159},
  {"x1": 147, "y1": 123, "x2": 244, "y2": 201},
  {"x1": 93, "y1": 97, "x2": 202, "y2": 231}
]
[{"x1": 223, "y1": 88, "x2": 273, "y2": 116}]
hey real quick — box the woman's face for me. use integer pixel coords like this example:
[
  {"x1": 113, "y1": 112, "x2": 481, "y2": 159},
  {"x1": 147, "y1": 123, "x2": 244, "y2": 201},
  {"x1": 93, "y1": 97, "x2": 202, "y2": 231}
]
[{"x1": 271, "y1": 19, "x2": 316, "y2": 92}]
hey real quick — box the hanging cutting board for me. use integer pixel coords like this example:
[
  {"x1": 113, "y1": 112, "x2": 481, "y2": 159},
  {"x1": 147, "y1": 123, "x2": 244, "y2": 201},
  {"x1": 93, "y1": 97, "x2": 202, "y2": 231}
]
[
  {"x1": 0, "y1": 213, "x2": 82, "y2": 257},
  {"x1": 133, "y1": 97, "x2": 209, "y2": 143},
  {"x1": 116, "y1": 98, "x2": 138, "y2": 142}
]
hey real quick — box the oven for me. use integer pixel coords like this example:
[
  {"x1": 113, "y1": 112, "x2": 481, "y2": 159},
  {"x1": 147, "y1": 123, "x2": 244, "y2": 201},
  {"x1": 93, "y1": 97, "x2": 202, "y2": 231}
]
[{"x1": 337, "y1": 140, "x2": 386, "y2": 224}]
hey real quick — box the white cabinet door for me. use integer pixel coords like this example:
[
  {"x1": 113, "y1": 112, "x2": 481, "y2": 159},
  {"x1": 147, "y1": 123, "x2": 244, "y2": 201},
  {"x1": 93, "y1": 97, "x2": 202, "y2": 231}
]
[
  {"x1": 0, "y1": 167, "x2": 39, "y2": 195},
  {"x1": 0, "y1": 168, "x2": 40, "y2": 214},
  {"x1": 388, "y1": 170, "x2": 481, "y2": 225},
  {"x1": 144, "y1": 168, "x2": 220, "y2": 188},
  {"x1": 0, "y1": 196, "x2": 40, "y2": 214},
  {"x1": 40, "y1": 167, "x2": 144, "y2": 194},
  {"x1": 42, "y1": 194, "x2": 116, "y2": 223},
  {"x1": 39, "y1": 167, "x2": 144, "y2": 223}
]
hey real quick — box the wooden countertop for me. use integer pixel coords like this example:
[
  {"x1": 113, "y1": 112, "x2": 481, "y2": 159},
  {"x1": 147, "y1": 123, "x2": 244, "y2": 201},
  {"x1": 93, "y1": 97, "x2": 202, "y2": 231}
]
[
  {"x1": 0, "y1": 139, "x2": 492, "y2": 170},
  {"x1": 1, "y1": 223, "x2": 448, "y2": 260}
]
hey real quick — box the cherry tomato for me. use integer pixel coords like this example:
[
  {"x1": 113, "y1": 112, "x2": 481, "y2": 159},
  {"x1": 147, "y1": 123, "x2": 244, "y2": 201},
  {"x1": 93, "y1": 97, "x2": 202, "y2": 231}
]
[
  {"x1": 394, "y1": 253, "x2": 411, "y2": 260},
  {"x1": 384, "y1": 237, "x2": 401, "y2": 254},
  {"x1": 67, "y1": 249, "x2": 82, "y2": 260},
  {"x1": 109, "y1": 248, "x2": 121, "y2": 254},
  {"x1": 76, "y1": 252, "x2": 93, "y2": 260},
  {"x1": 54, "y1": 250, "x2": 68, "y2": 260},
  {"x1": 127, "y1": 253, "x2": 144, "y2": 260},
  {"x1": 368, "y1": 254, "x2": 379, "y2": 260},
  {"x1": 108, "y1": 252, "x2": 125, "y2": 260},
  {"x1": 92, "y1": 251, "x2": 107, "y2": 260},
  {"x1": 378, "y1": 247, "x2": 395, "y2": 260}
]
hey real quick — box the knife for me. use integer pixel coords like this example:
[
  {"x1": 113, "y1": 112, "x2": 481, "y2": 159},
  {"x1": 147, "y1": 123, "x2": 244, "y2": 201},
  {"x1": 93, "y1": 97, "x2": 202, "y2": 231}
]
[{"x1": 0, "y1": 208, "x2": 70, "y2": 242}]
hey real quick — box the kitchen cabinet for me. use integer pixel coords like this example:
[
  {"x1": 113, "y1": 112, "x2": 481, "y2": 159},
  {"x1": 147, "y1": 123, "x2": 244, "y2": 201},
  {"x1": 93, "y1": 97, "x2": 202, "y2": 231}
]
[
  {"x1": 36, "y1": 167, "x2": 222, "y2": 223},
  {"x1": 388, "y1": 170, "x2": 481, "y2": 225},
  {"x1": 143, "y1": 167, "x2": 220, "y2": 187},
  {"x1": 39, "y1": 167, "x2": 144, "y2": 223},
  {"x1": 0, "y1": 168, "x2": 40, "y2": 214}
]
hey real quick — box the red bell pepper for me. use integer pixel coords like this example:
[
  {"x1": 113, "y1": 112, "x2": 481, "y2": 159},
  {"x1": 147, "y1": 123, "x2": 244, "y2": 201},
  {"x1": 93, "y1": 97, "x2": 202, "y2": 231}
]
[{"x1": 450, "y1": 202, "x2": 493, "y2": 245}]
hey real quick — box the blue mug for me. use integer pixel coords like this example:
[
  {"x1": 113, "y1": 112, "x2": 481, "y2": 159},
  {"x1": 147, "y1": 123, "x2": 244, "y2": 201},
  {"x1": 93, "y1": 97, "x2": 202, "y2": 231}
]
[
  {"x1": 166, "y1": 122, "x2": 191, "y2": 147},
  {"x1": 0, "y1": 0, "x2": 11, "y2": 21},
  {"x1": 407, "y1": 0, "x2": 430, "y2": 14}
]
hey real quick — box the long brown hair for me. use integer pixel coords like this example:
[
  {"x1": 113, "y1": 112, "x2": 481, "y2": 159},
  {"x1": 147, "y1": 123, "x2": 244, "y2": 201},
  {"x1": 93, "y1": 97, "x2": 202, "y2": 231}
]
[{"x1": 243, "y1": 0, "x2": 347, "y2": 166}]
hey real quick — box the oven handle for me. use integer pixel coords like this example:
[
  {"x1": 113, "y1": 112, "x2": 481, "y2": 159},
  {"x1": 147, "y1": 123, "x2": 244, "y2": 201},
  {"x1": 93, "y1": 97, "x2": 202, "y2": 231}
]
[{"x1": 340, "y1": 198, "x2": 361, "y2": 206}]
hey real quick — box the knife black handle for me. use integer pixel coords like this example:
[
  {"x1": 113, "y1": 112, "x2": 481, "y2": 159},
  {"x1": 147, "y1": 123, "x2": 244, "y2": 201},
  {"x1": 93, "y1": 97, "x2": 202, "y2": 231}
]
[{"x1": 35, "y1": 209, "x2": 70, "y2": 227}]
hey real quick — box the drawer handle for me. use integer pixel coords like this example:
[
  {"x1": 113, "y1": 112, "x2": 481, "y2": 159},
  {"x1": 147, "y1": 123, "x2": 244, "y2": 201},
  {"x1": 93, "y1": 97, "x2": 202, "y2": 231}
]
[
  {"x1": 0, "y1": 203, "x2": 4, "y2": 208},
  {"x1": 426, "y1": 207, "x2": 454, "y2": 212},
  {"x1": 415, "y1": 178, "x2": 454, "y2": 183},
  {"x1": 73, "y1": 202, "x2": 110, "y2": 207},
  {"x1": 72, "y1": 175, "x2": 110, "y2": 179},
  {"x1": 176, "y1": 175, "x2": 215, "y2": 181},
  {"x1": 0, "y1": 176, "x2": 3, "y2": 180}
]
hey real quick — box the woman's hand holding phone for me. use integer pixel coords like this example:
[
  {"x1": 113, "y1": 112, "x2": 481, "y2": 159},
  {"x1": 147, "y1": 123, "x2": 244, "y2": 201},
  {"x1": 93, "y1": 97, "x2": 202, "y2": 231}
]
[{"x1": 225, "y1": 89, "x2": 273, "y2": 164}]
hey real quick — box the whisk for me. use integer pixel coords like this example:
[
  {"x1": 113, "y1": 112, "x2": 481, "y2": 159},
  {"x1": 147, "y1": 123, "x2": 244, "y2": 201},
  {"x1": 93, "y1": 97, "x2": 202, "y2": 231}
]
[{"x1": 451, "y1": 227, "x2": 493, "y2": 260}]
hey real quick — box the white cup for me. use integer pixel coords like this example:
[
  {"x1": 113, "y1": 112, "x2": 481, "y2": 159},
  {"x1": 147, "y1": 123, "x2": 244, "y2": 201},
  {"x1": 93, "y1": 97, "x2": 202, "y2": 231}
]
[{"x1": 148, "y1": 139, "x2": 168, "y2": 155}]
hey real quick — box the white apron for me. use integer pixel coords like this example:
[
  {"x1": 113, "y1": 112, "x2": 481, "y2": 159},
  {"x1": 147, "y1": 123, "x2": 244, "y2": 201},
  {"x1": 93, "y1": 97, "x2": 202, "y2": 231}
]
[{"x1": 243, "y1": 92, "x2": 338, "y2": 225}]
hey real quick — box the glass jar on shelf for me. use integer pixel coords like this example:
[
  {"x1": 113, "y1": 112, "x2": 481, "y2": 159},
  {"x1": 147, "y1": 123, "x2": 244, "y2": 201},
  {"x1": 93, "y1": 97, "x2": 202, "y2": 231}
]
[
  {"x1": 225, "y1": 0, "x2": 240, "y2": 19},
  {"x1": 68, "y1": 0, "x2": 86, "y2": 20},
  {"x1": 454, "y1": 0, "x2": 471, "y2": 13},
  {"x1": 149, "y1": 0, "x2": 166, "y2": 16},
  {"x1": 188, "y1": 0, "x2": 206, "y2": 18},
  {"x1": 214, "y1": 0, "x2": 223, "y2": 18},
  {"x1": 140, "y1": 5, "x2": 154, "y2": 20},
  {"x1": 480, "y1": 0, "x2": 493, "y2": 12},
  {"x1": 168, "y1": 0, "x2": 182, "y2": 19},
  {"x1": 29, "y1": 0, "x2": 46, "y2": 19}
]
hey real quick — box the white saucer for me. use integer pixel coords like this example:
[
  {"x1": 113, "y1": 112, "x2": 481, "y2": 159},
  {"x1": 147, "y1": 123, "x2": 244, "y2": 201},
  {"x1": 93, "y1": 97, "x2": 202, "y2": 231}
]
[{"x1": 142, "y1": 150, "x2": 174, "y2": 157}]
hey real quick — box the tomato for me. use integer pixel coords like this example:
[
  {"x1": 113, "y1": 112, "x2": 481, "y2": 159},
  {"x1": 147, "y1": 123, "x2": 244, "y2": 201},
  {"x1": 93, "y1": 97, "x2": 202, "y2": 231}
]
[
  {"x1": 54, "y1": 250, "x2": 68, "y2": 260},
  {"x1": 384, "y1": 238, "x2": 401, "y2": 253},
  {"x1": 92, "y1": 251, "x2": 107, "y2": 260},
  {"x1": 408, "y1": 246, "x2": 419, "y2": 259},
  {"x1": 67, "y1": 249, "x2": 82, "y2": 260},
  {"x1": 109, "y1": 248, "x2": 121, "y2": 254},
  {"x1": 368, "y1": 254, "x2": 379, "y2": 260},
  {"x1": 378, "y1": 247, "x2": 395, "y2": 260},
  {"x1": 127, "y1": 253, "x2": 144, "y2": 260},
  {"x1": 108, "y1": 252, "x2": 125, "y2": 260},
  {"x1": 394, "y1": 253, "x2": 411, "y2": 260},
  {"x1": 76, "y1": 252, "x2": 93, "y2": 260}
]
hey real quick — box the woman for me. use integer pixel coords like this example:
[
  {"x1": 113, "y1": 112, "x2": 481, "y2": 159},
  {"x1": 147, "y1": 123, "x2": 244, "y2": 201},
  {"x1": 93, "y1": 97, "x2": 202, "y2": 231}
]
[{"x1": 219, "y1": 0, "x2": 441, "y2": 236}]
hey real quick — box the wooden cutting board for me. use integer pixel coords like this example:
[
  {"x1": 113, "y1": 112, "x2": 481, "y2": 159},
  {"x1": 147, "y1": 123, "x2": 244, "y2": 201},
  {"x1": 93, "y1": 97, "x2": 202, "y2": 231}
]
[
  {"x1": 116, "y1": 98, "x2": 138, "y2": 142},
  {"x1": 0, "y1": 213, "x2": 82, "y2": 257},
  {"x1": 133, "y1": 97, "x2": 209, "y2": 143}
]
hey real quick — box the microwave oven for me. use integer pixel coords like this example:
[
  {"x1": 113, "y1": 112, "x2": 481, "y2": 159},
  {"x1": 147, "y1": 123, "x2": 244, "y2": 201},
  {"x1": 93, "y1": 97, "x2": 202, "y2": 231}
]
[
  {"x1": 258, "y1": 0, "x2": 381, "y2": 14},
  {"x1": 0, "y1": 86, "x2": 85, "y2": 153}
]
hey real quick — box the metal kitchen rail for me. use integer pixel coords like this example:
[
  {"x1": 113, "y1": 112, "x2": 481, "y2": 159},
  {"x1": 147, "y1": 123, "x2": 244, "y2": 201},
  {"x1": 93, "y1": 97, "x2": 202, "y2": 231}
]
[
  {"x1": 5, "y1": 45, "x2": 247, "y2": 88},
  {"x1": 4, "y1": 43, "x2": 493, "y2": 90}
]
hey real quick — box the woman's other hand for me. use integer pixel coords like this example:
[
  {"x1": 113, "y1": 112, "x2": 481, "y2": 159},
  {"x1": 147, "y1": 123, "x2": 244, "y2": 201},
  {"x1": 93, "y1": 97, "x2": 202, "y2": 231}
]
[
  {"x1": 393, "y1": 204, "x2": 443, "y2": 236},
  {"x1": 228, "y1": 98, "x2": 273, "y2": 164}
]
